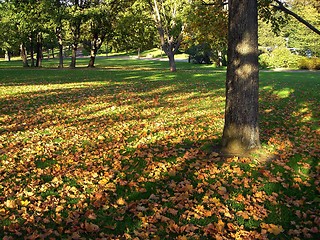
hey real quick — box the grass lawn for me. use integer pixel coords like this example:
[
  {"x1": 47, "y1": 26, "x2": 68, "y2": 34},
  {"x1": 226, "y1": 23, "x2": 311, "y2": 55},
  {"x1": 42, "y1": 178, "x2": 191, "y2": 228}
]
[{"x1": 0, "y1": 57, "x2": 319, "y2": 239}]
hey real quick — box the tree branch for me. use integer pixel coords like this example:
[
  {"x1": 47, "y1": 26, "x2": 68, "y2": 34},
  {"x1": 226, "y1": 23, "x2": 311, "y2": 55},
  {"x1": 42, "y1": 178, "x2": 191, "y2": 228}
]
[
  {"x1": 272, "y1": 0, "x2": 320, "y2": 35},
  {"x1": 201, "y1": 0, "x2": 227, "y2": 7}
]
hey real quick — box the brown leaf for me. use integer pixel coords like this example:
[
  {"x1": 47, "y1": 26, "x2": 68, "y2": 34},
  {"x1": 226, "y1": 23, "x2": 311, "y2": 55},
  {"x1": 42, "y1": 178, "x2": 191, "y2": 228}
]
[
  {"x1": 168, "y1": 208, "x2": 178, "y2": 216},
  {"x1": 84, "y1": 221, "x2": 100, "y2": 233}
]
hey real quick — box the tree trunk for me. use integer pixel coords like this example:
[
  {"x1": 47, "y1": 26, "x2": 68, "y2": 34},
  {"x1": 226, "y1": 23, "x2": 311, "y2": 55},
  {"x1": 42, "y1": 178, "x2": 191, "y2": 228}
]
[
  {"x1": 20, "y1": 43, "x2": 29, "y2": 67},
  {"x1": 168, "y1": 51, "x2": 176, "y2": 72},
  {"x1": 221, "y1": 0, "x2": 260, "y2": 155},
  {"x1": 51, "y1": 48, "x2": 55, "y2": 59},
  {"x1": 70, "y1": 44, "x2": 77, "y2": 68},
  {"x1": 58, "y1": 39, "x2": 64, "y2": 68},
  {"x1": 5, "y1": 50, "x2": 11, "y2": 61},
  {"x1": 30, "y1": 36, "x2": 35, "y2": 67},
  {"x1": 56, "y1": 27, "x2": 64, "y2": 68},
  {"x1": 88, "y1": 48, "x2": 97, "y2": 68},
  {"x1": 36, "y1": 33, "x2": 42, "y2": 67}
]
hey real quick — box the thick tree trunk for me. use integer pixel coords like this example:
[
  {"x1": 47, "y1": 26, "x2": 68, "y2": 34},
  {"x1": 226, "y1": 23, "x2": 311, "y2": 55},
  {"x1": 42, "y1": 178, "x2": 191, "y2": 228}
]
[
  {"x1": 221, "y1": 0, "x2": 260, "y2": 155},
  {"x1": 70, "y1": 44, "x2": 77, "y2": 68},
  {"x1": 20, "y1": 43, "x2": 29, "y2": 68}
]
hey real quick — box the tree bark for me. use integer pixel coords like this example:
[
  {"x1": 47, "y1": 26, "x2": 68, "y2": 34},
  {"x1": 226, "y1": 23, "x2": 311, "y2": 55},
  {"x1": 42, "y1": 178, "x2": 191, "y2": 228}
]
[
  {"x1": 88, "y1": 48, "x2": 97, "y2": 68},
  {"x1": 20, "y1": 43, "x2": 29, "y2": 67},
  {"x1": 168, "y1": 51, "x2": 177, "y2": 72},
  {"x1": 58, "y1": 38, "x2": 64, "y2": 68},
  {"x1": 29, "y1": 36, "x2": 35, "y2": 67},
  {"x1": 36, "y1": 32, "x2": 42, "y2": 67},
  {"x1": 88, "y1": 38, "x2": 101, "y2": 68},
  {"x1": 56, "y1": 26, "x2": 64, "y2": 68},
  {"x1": 221, "y1": 0, "x2": 260, "y2": 155},
  {"x1": 70, "y1": 44, "x2": 77, "y2": 68},
  {"x1": 5, "y1": 50, "x2": 11, "y2": 61}
]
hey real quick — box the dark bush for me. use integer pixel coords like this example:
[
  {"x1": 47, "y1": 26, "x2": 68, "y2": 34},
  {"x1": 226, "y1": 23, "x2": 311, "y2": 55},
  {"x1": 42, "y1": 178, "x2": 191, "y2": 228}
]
[{"x1": 186, "y1": 43, "x2": 212, "y2": 64}]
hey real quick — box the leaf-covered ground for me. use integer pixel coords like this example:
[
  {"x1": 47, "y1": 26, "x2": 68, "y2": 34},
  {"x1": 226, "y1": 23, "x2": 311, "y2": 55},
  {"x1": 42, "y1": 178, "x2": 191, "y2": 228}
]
[{"x1": 0, "y1": 60, "x2": 319, "y2": 239}]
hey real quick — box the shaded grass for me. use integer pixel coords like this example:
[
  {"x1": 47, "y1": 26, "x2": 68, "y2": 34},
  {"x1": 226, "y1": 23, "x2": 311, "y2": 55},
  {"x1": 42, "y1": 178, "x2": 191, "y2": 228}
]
[{"x1": 0, "y1": 59, "x2": 319, "y2": 239}]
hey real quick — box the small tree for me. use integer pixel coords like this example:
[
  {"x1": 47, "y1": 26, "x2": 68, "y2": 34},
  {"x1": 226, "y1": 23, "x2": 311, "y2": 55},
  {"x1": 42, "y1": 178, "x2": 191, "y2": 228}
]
[{"x1": 147, "y1": 0, "x2": 189, "y2": 72}]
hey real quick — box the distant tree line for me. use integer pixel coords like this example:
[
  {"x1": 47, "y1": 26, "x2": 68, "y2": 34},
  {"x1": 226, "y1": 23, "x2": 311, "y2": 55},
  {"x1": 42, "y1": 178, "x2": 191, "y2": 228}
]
[{"x1": 0, "y1": 0, "x2": 319, "y2": 71}]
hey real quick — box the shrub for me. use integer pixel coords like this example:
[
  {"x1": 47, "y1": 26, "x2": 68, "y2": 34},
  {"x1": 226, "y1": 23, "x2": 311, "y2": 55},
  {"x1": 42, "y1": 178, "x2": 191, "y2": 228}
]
[
  {"x1": 186, "y1": 43, "x2": 212, "y2": 64},
  {"x1": 298, "y1": 57, "x2": 320, "y2": 70},
  {"x1": 259, "y1": 47, "x2": 301, "y2": 69}
]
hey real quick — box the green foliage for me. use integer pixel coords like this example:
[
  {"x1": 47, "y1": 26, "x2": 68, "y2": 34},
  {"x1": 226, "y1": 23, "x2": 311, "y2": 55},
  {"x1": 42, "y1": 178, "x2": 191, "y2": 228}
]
[
  {"x1": 112, "y1": 0, "x2": 157, "y2": 52},
  {"x1": 183, "y1": 0, "x2": 227, "y2": 64},
  {"x1": 259, "y1": 47, "x2": 302, "y2": 68},
  {"x1": 284, "y1": 3, "x2": 320, "y2": 56},
  {"x1": 258, "y1": 20, "x2": 286, "y2": 49}
]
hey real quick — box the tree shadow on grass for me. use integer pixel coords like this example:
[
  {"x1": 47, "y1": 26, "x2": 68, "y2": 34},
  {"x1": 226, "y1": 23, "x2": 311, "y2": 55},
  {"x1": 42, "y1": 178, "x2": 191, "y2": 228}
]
[
  {"x1": 0, "y1": 70, "x2": 319, "y2": 239},
  {"x1": 0, "y1": 69, "x2": 225, "y2": 137},
  {"x1": 257, "y1": 72, "x2": 320, "y2": 239}
]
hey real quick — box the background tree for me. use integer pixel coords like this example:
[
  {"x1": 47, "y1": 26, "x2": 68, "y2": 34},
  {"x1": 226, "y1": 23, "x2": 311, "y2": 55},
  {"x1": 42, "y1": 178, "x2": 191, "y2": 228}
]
[
  {"x1": 184, "y1": 0, "x2": 228, "y2": 66},
  {"x1": 8, "y1": 1, "x2": 33, "y2": 67},
  {"x1": 258, "y1": 19, "x2": 286, "y2": 50},
  {"x1": 112, "y1": 0, "x2": 157, "y2": 54},
  {"x1": 67, "y1": 0, "x2": 88, "y2": 68},
  {"x1": 83, "y1": 0, "x2": 132, "y2": 67},
  {"x1": 0, "y1": 1, "x2": 19, "y2": 61},
  {"x1": 43, "y1": 0, "x2": 67, "y2": 68},
  {"x1": 282, "y1": 2, "x2": 320, "y2": 56},
  {"x1": 147, "y1": 0, "x2": 190, "y2": 72}
]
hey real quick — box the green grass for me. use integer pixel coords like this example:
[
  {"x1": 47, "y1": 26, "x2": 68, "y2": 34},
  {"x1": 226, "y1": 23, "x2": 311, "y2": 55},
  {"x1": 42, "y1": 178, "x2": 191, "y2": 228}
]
[{"x1": 0, "y1": 57, "x2": 319, "y2": 239}]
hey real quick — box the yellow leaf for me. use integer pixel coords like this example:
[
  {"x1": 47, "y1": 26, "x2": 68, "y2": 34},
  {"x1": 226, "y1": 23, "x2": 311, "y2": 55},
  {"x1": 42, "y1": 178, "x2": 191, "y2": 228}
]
[
  {"x1": 56, "y1": 205, "x2": 64, "y2": 212},
  {"x1": 97, "y1": 135, "x2": 105, "y2": 141},
  {"x1": 267, "y1": 224, "x2": 284, "y2": 235},
  {"x1": 98, "y1": 178, "x2": 109, "y2": 186},
  {"x1": 177, "y1": 236, "x2": 188, "y2": 240},
  {"x1": 20, "y1": 199, "x2": 30, "y2": 207},
  {"x1": 5, "y1": 200, "x2": 16, "y2": 209},
  {"x1": 216, "y1": 219, "x2": 225, "y2": 232},
  {"x1": 116, "y1": 197, "x2": 126, "y2": 206}
]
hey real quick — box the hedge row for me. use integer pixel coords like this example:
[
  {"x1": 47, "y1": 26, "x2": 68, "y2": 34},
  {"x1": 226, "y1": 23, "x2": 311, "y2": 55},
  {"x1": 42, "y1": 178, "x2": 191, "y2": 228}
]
[{"x1": 259, "y1": 47, "x2": 320, "y2": 70}]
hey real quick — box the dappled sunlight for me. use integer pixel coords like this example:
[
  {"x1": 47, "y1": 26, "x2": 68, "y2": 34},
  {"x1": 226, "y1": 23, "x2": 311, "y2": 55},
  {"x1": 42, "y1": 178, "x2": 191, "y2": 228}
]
[
  {"x1": 0, "y1": 82, "x2": 110, "y2": 97},
  {"x1": 235, "y1": 63, "x2": 256, "y2": 79},
  {"x1": 272, "y1": 87, "x2": 294, "y2": 99}
]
